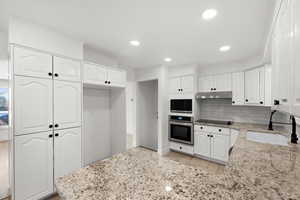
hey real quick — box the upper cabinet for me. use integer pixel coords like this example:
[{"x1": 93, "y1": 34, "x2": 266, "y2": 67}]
[
  {"x1": 168, "y1": 75, "x2": 194, "y2": 96},
  {"x1": 198, "y1": 73, "x2": 231, "y2": 92},
  {"x1": 14, "y1": 47, "x2": 52, "y2": 79},
  {"x1": 53, "y1": 56, "x2": 81, "y2": 82},
  {"x1": 83, "y1": 63, "x2": 126, "y2": 88},
  {"x1": 245, "y1": 67, "x2": 265, "y2": 105},
  {"x1": 231, "y1": 72, "x2": 245, "y2": 105}
]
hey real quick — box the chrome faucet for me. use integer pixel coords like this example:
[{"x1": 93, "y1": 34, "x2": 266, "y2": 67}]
[{"x1": 268, "y1": 110, "x2": 298, "y2": 144}]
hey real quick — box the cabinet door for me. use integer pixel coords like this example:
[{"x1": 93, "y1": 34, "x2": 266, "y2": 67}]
[
  {"x1": 181, "y1": 75, "x2": 194, "y2": 94},
  {"x1": 14, "y1": 131, "x2": 54, "y2": 200},
  {"x1": 14, "y1": 76, "x2": 53, "y2": 135},
  {"x1": 194, "y1": 132, "x2": 211, "y2": 158},
  {"x1": 232, "y1": 72, "x2": 245, "y2": 105},
  {"x1": 54, "y1": 127, "x2": 81, "y2": 179},
  {"x1": 83, "y1": 63, "x2": 107, "y2": 85},
  {"x1": 54, "y1": 81, "x2": 82, "y2": 129},
  {"x1": 245, "y1": 67, "x2": 264, "y2": 105},
  {"x1": 198, "y1": 76, "x2": 213, "y2": 92},
  {"x1": 215, "y1": 73, "x2": 232, "y2": 92},
  {"x1": 14, "y1": 47, "x2": 52, "y2": 79},
  {"x1": 292, "y1": 0, "x2": 300, "y2": 117},
  {"x1": 211, "y1": 134, "x2": 229, "y2": 162},
  {"x1": 168, "y1": 77, "x2": 181, "y2": 94},
  {"x1": 53, "y1": 56, "x2": 81, "y2": 82},
  {"x1": 107, "y1": 69, "x2": 126, "y2": 87}
]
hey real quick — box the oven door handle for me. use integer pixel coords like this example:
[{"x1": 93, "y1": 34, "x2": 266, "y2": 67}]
[{"x1": 169, "y1": 121, "x2": 193, "y2": 126}]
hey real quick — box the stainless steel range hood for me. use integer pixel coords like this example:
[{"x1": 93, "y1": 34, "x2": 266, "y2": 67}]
[{"x1": 196, "y1": 91, "x2": 232, "y2": 99}]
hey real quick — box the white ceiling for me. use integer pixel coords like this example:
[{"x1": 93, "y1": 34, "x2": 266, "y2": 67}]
[{"x1": 0, "y1": 0, "x2": 276, "y2": 68}]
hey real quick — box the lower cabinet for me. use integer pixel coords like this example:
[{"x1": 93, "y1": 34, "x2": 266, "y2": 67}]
[
  {"x1": 14, "y1": 127, "x2": 82, "y2": 200},
  {"x1": 194, "y1": 130, "x2": 230, "y2": 162},
  {"x1": 14, "y1": 131, "x2": 54, "y2": 200},
  {"x1": 54, "y1": 127, "x2": 82, "y2": 179}
]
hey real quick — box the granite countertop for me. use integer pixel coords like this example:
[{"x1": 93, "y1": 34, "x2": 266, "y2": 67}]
[{"x1": 56, "y1": 123, "x2": 300, "y2": 200}]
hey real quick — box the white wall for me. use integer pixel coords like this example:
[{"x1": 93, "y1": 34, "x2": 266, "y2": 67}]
[
  {"x1": 9, "y1": 18, "x2": 83, "y2": 59},
  {"x1": 83, "y1": 88, "x2": 111, "y2": 165}
]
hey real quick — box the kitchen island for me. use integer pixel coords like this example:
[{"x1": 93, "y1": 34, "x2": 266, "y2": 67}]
[{"x1": 56, "y1": 124, "x2": 300, "y2": 200}]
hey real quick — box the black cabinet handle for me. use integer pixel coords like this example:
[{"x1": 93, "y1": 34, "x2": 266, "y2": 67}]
[
  {"x1": 49, "y1": 124, "x2": 53, "y2": 128},
  {"x1": 210, "y1": 88, "x2": 213, "y2": 91},
  {"x1": 54, "y1": 124, "x2": 59, "y2": 128},
  {"x1": 232, "y1": 101, "x2": 235, "y2": 104},
  {"x1": 179, "y1": 146, "x2": 182, "y2": 150},
  {"x1": 200, "y1": 126, "x2": 203, "y2": 129},
  {"x1": 245, "y1": 99, "x2": 249, "y2": 102},
  {"x1": 108, "y1": 81, "x2": 111, "y2": 84},
  {"x1": 260, "y1": 101, "x2": 263, "y2": 104},
  {"x1": 219, "y1": 129, "x2": 222, "y2": 132},
  {"x1": 178, "y1": 89, "x2": 180, "y2": 91},
  {"x1": 105, "y1": 81, "x2": 108, "y2": 84},
  {"x1": 48, "y1": 72, "x2": 52, "y2": 76},
  {"x1": 54, "y1": 73, "x2": 59, "y2": 77},
  {"x1": 207, "y1": 134, "x2": 210, "y2": 137},
  {"x1": 214, "y1": 88, "x2": 216, "y2": 91},
  {"x1": 274, "y1": 100, "x2": 280, "y2": 105},
  {"x1": 55, "y1": 133, "x2": 59, "y2": 137},
  {"x1": 49, "y1": 134, "x2": 53, "y2": 138}
]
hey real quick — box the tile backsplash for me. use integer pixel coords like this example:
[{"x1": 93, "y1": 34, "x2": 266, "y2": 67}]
[{"x1": 197, "y1": 99, "x2": 289, "y2": 124}]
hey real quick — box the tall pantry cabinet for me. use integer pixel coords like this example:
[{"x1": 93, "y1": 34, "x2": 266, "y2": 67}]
[{"x1": 12, "y1": 46, "x2": 82, "y2": 200}]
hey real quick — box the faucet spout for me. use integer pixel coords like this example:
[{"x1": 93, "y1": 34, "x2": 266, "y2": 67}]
[{"x1": 291, "y1": 116, "x2": 298, "y2": 144}]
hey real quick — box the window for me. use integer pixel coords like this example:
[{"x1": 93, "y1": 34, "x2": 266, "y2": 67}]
[{"x1": 0, "y1": 88, "x2": 8, "y2": 126}]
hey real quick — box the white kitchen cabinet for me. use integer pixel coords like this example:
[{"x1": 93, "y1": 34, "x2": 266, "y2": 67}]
[
  {"x1": 291, "y1": 0, "x2": 300, "y2": 117},
  {"x1": 14, "y1": 76, "x2": 53, "y2": 135},
  {"x1": 14, "y1": 47, "x2": 53, "y2": 79},
  {"x1": 107, "y1": 69, "x2": 126, "y2": 87},
  {"x1": 215, "y1": 73, "x2": 232, "y2": 92},
  {"x1": 53, "y1": 56, "x2": 81, "y2": 82},
  {"x1": 14, "y1": 131, "x2": 54, "y2": 200},
  {"x1": 245, "y1": 67, "x2": 265, "y2": 105},
  {"x1": 168, "y1": 75, "x2": 194, "y2": 95},
  {"x1": 198, "y1": 73, "x2": 231, "y2": 92},
  {"x1": 194, "y1": 132, "x2": 210, "y2": 157},
  {"x1": 198, "y1": 76, "x2": 213, "y2": 92},
  {"x1": 211, "y1": 134, "x2": 229, "y2": 162},
  {"x1": 83, "y1": 63, "x2": 126, "y2": 88},
  {"x1": 54, "y1": 81, "x2": 82, "y2": 130},
  {"x1": 231, "y1": 72, "x2": 245, "y2": 105},
  {"x1": 54, "y1": 127, "x2": 81, "y2": 179}
]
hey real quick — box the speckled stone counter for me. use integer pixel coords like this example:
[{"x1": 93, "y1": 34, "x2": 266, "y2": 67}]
[{"x1": 56, "y1": 124, "x2": 300, "y2": 200}]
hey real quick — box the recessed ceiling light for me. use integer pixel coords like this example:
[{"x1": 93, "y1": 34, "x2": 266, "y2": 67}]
[
  {"x1": 130, "y1": 40, "x2": 140, "y2": 46},
  {"x1": 164, "y1": 57, "x2": 172, "y2": 62},
  {"x1": 219, "y1": 45, "x2": 231, "y2": 52},
  {"x1": 202, "y1": 9, "x2": 218, "y2": 20}
]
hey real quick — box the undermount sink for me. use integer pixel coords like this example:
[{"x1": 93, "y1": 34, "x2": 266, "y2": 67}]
[{"x1": 246, "y1": 131, "x2": 289, "y2": 146}]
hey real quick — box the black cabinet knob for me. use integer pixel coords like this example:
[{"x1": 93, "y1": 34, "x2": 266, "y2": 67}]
[
  {"x1": 219, "y1": 129, "x2": 222, "y2": 132},
  {"x1": 214, "y1": 88, "x2": 216, "y2": 91},
  {"x1": 108, "y1": 81, "x2": 111, "y2": 84},
  {"x1": 49, "y1": 124, "x2": 53, "y2": 128},
  {"x1": 179, "y1": 146, "x2": 182, "y2": 149},
  {"x1": 245, "y1": 99, "x2": 249, "y2": 102},
  {"x1": 55, "y1": 133, "x2": 59, "y2": 137},
  {"x1": 207, "y1": 134, "x2": 210, "y2": 137},
  {"x1": 105, "y1": 81, "x2": 108, "y2": 84},
  {"x1": 178, "y1": 89, "x2": 180, "y2": 91},
  {"x1": 48, "y1": 72, "x2": 52, "y2": 76},
  {"x1": 210, "y1": 88, "x2": 213, "y2": 91},
  {"x1": 49, "y1": 134, "x2": 53, "y2": 138},
  {"x1": 274, "y1": 100, "x2": 280, "y2": 105},
  {"x1": 260, "y1": 101, "x2": 263, "y2": 104},
  {"x1": 54, "y1": 124, "x2": 59, "y2": 128},
  {"x1": 200, "y1": 126, "x2": 203, "y2": 129},
  {"x1": 232, "y1": 101, "x2": 235, "y2": 104},
  {"x1": 54, "y1": 73, "x2": 59, "y2": 77}
]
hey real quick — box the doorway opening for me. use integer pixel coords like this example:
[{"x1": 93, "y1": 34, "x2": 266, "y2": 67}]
[{"x1": 136, "y1": 79, "x2": 158, "y2": 151}]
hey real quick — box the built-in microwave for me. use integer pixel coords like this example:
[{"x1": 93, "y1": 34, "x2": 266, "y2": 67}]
[{"x1": 170, "y1": 99, "x2": 192, "y2": 113}]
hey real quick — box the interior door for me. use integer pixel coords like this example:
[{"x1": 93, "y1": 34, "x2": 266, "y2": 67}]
[
  {"x1": 54, "y1": 80, "x2": 82, "y2": 130},
  {"x1": 53, "y1": 56, "x2": 81, "y2": 82},
  {"x1": 54, "y1": 127, "x2": 81, "y2": 179},
  {"x1": 198, "y1": 76, "x2": 213, "y2": 92},
  {"x1": 168, "y1": 77, "x2": 181, "y2": 94},
  {"x1": 211, "y1": 134, "x2": 229, "y2": 162},
  {"x1": 194, "y1": 131, "x2": 210, "y2": 157},
  {"x1": 181, "y1": 75, "x2": 194, "y2": 94},
  {"x1": 83, "y1": 63, "x2": 107, "y2": 85},
  {"x1": 13, "y1": 47, "x2": 53, "y2": 79},
  {"x1": 14, "y1": 131, "x2": 54, "y2": 200},
  {"x1": 14, "y1": 76, "x2": 53, "y2": 135},
  {"x1": 232, "y1": 72, "x2": 245, "y2": 105},
  {"x1": 107, "y1": 69, "x2": 126, "y2": 87},
  {"x1": 137, "y1": 80, "x2": 158, "y2": 150},
  {"x1": 215, "y1": 73, "x2": 232, "y2": 92}
]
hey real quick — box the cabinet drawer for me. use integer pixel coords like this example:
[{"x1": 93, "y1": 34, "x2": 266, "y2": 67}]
[
  {"x1": 194, "y1": 125, "x2": 210, "y2": 132},
  {"x1": 194, "y1": 125, "x2": 229, "y2": 135},
  {"x1": 170, "y1": 142, "x2": 194, "y2": 155}
]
